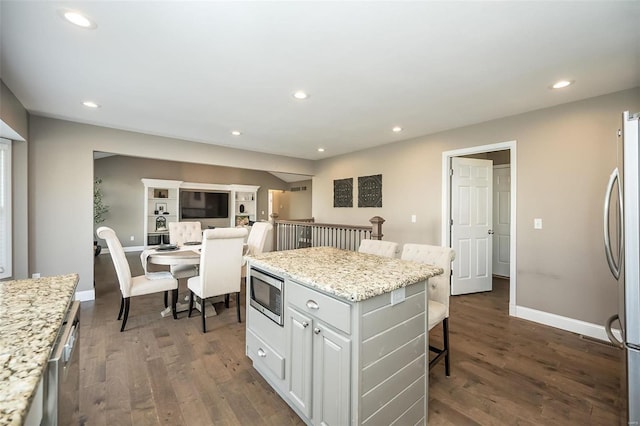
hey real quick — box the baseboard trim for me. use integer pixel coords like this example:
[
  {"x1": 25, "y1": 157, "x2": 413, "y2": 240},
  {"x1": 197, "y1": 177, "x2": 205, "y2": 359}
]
[
  {"x1": 75, "y1": 289, "x2": 95, "y2": 301},
  {"x1": 513, "y1": 305, "x2": 622, "y2": 343}
]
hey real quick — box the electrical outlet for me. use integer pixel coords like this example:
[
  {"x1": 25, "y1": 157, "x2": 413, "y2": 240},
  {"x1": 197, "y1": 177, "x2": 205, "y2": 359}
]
[
  {"x1": 130, "y1": 235, "x2": 135, "y2": 241},
  {"x1": 32, "y1": 273, "x2": 41, "y2": 278},
  {"x1": 411, "y1": 214, "x2": 417, "y2": 223},
  {"x1": 534, "y1": 218, "x2": 543, "y2": 229}
]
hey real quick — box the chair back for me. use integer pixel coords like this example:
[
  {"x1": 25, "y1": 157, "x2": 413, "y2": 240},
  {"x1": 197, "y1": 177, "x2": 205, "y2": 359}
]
[
  {"x1": 169, "y1": 221, "x2": 202, "y2": 246},
  {"x1": 401, "y1": 244, "x2": 456, "y2": 316},
  {"x1": 96, "y1": 226, "x2": 133, "y2": 297},
  {"x1": 358, "y1": 239, "x2": 398, "y2": 258},
  {"x1": 198, "y1": 227, "x2": 248, "y2": 299},
  {"x1": 246, "y1": 222, "x2": 273, "y2": 256}
]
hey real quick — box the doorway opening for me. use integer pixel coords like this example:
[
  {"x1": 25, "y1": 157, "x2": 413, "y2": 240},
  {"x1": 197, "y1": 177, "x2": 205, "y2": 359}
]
[{"x1": 441, "y1": 140, "x2": 517, "y2": 316}]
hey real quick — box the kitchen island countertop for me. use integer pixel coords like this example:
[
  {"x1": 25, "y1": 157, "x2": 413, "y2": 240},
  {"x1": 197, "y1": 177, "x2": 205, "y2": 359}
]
[
  {"x1": 248, "y1": 246, "x2": 442, "y2": 302},
  {"x1": 0, "y1": 274, "x2": 78, "y2": 426}
]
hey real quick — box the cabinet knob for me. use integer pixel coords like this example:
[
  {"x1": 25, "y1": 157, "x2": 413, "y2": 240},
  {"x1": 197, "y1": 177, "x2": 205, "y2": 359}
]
[
  {"x1": 302, "y1": 321, "x2": 309, "y2": 328},
  {"x1": 313, "y1": 327, "x2": 321, "y2": 335},
  {"x1": 257, "y1": 348, "x2": 267, "y2": 358},
  {"x1": 306, "y1": 300, "x2": 319, "y2": 310}
]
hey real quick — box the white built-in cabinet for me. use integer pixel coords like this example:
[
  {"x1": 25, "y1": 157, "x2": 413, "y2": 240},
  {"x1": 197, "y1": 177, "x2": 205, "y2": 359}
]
[
  {"x1": 246, "y1": 266, "x2": 429, "y2": 425},
  {"x1": 142, "y1": 179, "x2": 181, "y2": 245},
  {"x1": 142, "y1": 178, "x2": 258, "y2": 246}
]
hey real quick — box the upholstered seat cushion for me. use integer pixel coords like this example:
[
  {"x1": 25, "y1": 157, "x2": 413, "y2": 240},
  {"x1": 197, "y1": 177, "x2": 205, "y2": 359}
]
[
  {"x1": 130, "y1": 274, "x2": 178, "y2": 297},
  {"x1": 428, "y1": 300, "x2": 447, "y2": 331},
  {"x1": 170, "y1": 264, "x2": 198, "y2": 279}
]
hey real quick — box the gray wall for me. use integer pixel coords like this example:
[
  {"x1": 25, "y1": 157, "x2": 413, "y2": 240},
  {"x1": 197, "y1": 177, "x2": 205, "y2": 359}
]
[
  {"x1": 271, "y1": 179, "x2": 313, "y2": 220},
  {"x1": 0, "y1": 79, "x2": 28, "y2": 279},
  {"x1": 94, "y1": 155, "x2": 291, "y2": 247},
  {"x1": 312, "y1": 87, "x2": 640, "y2": 326},
  {"x1": 29, "y1": 116, "x2": 314, "y2": 294}
]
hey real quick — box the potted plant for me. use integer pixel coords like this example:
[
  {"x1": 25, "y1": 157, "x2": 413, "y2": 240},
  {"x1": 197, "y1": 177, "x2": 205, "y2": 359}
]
[{"x1": 94, "y1": 178, "x2": 109, "y2": 256}]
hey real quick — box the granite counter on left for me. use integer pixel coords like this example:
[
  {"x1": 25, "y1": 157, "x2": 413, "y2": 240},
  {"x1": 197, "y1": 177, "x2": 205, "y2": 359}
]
[{"x1": 0, "y1": 273, "x2": 78, "y2": 425}]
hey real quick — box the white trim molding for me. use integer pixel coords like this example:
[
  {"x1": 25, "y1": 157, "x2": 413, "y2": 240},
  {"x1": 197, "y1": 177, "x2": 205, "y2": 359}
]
[
  {"x1": 75, "y1": 288, "x2": 96, "y2": 301},
  {"x1": 441, "y1": 140, "x2": 517, "y2": 310},
  {"x1": 515, "y1": 305, "x2": 622, "y2": 343}
]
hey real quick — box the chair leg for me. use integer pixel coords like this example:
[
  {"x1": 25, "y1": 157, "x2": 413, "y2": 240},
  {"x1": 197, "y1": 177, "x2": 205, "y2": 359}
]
[
  {"x1": 172, "y1": 288, "x2": 178, "y2": 320},
  {"x1": 120, "y1": 297, "x2": 130, "y2": 332},
  {"x1": 164, "y1": 291, "x2": 168, "y2": 308},
  {"x1": 224, "y1": 294, "x2": 230, "y2": 308},
  {"x1": 236, "y1": 292, "x2": 241, "y2": 323},
  {"x1": 188, "y1": 291, "x2": 194, "y2": 318},
  {"x1": 443, "y1": 317, "x2": 451, "y2": 376},
  {"x1": 201, "y1": 296, "x2": 207, "y2": 333},
  {"x1": 117, "y1": 296, "x2": 125, "y2": 320}
]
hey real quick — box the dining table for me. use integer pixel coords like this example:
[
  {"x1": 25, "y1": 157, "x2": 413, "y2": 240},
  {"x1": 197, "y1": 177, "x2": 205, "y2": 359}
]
[{"x1": 143, "y1": 245, "x2": 219, "y2": 318}]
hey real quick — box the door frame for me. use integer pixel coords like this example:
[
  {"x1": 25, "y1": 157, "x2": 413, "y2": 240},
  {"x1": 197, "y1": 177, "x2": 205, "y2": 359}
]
[{"x1": 441, "y1": 140, "x2": 517, "y2": 315}]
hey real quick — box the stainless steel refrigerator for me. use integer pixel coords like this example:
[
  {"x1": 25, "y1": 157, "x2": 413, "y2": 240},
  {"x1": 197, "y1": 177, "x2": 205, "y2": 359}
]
[{"x1": 604, "y1": 110, "x2": 640, "y2": 425}]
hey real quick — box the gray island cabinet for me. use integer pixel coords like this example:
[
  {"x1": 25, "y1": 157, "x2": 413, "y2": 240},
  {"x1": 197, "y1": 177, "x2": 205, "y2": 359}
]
[{"x1": 245, "y1": 247, "x2": 443, "y2": 425}]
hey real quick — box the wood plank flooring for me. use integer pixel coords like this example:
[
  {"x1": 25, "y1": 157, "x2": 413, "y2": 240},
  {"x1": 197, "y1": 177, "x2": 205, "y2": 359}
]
[{"x1": 82, "y1": 253, "x2": 622, "y2": 425}]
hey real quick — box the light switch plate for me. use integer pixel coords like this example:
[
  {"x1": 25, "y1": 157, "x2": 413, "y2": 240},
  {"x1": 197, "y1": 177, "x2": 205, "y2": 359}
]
[
  {"x1": 534, "y1": 218, "x2": 543, "y2": 229},
  {"x1": 411, "y1": 214, "x2": 417, "y2": 223}
]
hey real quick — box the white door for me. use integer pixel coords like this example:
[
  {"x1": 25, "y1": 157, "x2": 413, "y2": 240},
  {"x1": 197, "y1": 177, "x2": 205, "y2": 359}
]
[
  {"x1": 450, "y1": 157, "x2": 493, "y2": 295},
  {"x1": 492, "y1": 165, "x2": 511, "y2": 277}
]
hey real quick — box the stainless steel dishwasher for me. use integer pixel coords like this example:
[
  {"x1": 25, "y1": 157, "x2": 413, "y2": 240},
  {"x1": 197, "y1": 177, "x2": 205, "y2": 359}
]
[{"x1": 44, "y1": 300, "x2": 80, "y2": 425}]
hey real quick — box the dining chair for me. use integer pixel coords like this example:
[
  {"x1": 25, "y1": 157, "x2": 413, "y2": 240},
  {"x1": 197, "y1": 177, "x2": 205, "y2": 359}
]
[
  {"x1": 401, "y1": 243, "x2": 456, "y2": 376},
  {"x1": 97, "y1": 226, "x2": 179, "y2": 332},
  {"x1": 168, "y1": 221, "x2": 202, "y2": 278},
  {"x1": 241, "y1": 222, "x2": 273, "y2": 278},
  {"x1": 358, "y1": 239, "x2": 399, "y2": 258},
  {"x1": 187, "y1": 227, "x2": 248, "y2": 333}
]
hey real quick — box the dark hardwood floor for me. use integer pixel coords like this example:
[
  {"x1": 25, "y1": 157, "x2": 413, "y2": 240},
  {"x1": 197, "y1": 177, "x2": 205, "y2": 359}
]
[{"x1": 83, "y1": 254, "x2": 622, "y2": 425}]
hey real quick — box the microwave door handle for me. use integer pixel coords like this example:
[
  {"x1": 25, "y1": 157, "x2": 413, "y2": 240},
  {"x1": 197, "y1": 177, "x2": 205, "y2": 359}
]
[{"x1": 604, "y1": 168, "x2": 621, "y2": 279}]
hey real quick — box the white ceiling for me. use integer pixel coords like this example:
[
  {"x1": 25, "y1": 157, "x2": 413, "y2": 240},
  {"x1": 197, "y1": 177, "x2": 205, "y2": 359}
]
[{"x1": 1, "y1": 1, "x2": 639, "y2": 160}]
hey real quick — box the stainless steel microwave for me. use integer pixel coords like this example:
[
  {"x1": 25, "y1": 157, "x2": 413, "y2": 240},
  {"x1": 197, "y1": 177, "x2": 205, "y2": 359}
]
[{"x1": 249, "y1": 267, "x2": 284, "y2": 326}]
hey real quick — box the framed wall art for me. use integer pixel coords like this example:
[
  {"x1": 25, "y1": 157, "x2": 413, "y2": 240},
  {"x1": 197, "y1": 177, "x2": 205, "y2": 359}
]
[
  {"x1": 333, "y1": 178, "x2": 353, "y2": 208},
  {"x1": 358, "y1": 174, "x2": 382, "y2": 207}
]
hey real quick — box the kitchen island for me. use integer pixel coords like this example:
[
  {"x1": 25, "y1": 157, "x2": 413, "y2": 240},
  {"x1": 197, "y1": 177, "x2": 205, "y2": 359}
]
[
  {"x1": 246, "y1": 247, "x2": 442, "y2": 425},
  {"x1": 0, "y1": 274, "x2": 78, "y2": 425}
]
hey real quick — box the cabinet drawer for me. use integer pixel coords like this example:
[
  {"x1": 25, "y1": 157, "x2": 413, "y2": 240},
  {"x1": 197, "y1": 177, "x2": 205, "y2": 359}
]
[
  {"x1": 247, "y1": 329, "x2": 285, "y2": 380},
  {"x1": 288, "y1": 283, "x2": 351, "y2": 334}
]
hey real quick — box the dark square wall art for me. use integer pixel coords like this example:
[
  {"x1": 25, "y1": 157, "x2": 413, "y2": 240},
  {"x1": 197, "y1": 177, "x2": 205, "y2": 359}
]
[
  {"x1": 358, "y1": 174, "x2": 382, "y2": 208},
  {"x1": 333, "y1": 178, "x2": 353, "y2": 207}
]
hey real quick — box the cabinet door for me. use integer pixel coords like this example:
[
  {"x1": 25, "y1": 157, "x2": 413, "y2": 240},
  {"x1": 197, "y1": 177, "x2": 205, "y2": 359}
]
[
  {"x1": 313, "y1": 324, "x2": 351, "y2": 426},
  {"x1": 287, "y1": 307, "x2": 313, "y2": 418}
]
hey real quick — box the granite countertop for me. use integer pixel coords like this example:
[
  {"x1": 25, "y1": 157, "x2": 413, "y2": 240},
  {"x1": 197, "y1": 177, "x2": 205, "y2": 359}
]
[
  {"x1": 248, "y1": 246, "x2": 443, "y2": 302},
  {"x1": 0, "y1": 274, "x2": 78, "y2": 426}
]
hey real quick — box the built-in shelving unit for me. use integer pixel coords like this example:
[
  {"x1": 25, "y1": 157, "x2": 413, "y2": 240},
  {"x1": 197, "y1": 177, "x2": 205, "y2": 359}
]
[
  {"x1": 142, "y1": 179, "x2": 259, "y2": 246},
  {"x1": 142, "y1": 179, "x2": 182, "y2": 246}
]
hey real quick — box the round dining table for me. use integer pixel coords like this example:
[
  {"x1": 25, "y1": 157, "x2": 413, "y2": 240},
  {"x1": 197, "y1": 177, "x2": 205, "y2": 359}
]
[{"x1": 145, "y1": 246, "x2": 219, "y2": 318}]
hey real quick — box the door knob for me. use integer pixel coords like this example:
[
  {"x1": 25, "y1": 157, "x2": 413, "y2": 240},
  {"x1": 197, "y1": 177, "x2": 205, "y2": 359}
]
[
  {"x1": 488, "y1": 230, "x2": 494, "y2": 235},
  {"x1": 313, "y1": 327, "x2": 321, "y2": 335},
  {"x1": 301, "y1": 321, "x2": 309, "y2": 328}
]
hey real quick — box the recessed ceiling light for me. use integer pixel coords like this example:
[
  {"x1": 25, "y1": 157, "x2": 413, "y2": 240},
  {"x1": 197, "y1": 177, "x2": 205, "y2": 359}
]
[
  {"x1": 82, "y1": 101, "x2": 100, "y2": 108},
  {"x1": 317, "y1": 148, "x2": 325, "y2": 152},
  {"x1": 293, "y1": 91, "x2": 309, "y2": 100},
  {"x1": 552, "y1": 80, "x2": 573, "y2": 89},
  {"x1": 392, "y1": 126, "x2": 403, "y2": 133},
  {"x1": 231, "y1": 130, "x2": 242, "y2": 136},
  {"x1": 60, "y1": 10, "x2": 97, "y2": 29}
]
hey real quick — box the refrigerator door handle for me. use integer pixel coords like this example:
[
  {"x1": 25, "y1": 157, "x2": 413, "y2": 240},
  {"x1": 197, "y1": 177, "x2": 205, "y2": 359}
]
[
  {"x1": 604, "y1": 168, "x2": 623, "y2": 279},
  {"x1": 605, "y1": 314, "x2": 625, "y2": 349}
]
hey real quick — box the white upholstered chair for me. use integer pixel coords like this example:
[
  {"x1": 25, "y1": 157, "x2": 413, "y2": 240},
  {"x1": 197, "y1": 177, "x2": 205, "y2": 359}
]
[
  {"x1": 401, "y1": 243, "x2": 456, "y2": 376},
  {"x1": 97, "y1": 226, "x2": 178, "y2": 332},
  {"x1": 241, "y1": 222, "x2": 273, "y2": 277},
  {"x1": 168, "y1": 221, "x2": 202, "y2": 280},
  {"x1": 358, "y1": 239, "x2": 399, "y2": 258},
  {"x1": 187, "y1": 227, "x2": 248, "y2": 333}
]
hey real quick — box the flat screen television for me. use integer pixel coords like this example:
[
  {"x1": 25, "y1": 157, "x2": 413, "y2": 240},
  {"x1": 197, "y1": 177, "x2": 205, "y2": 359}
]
[{"x1": 180, "y1": 190, "x2": 229, "y2": 219}]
